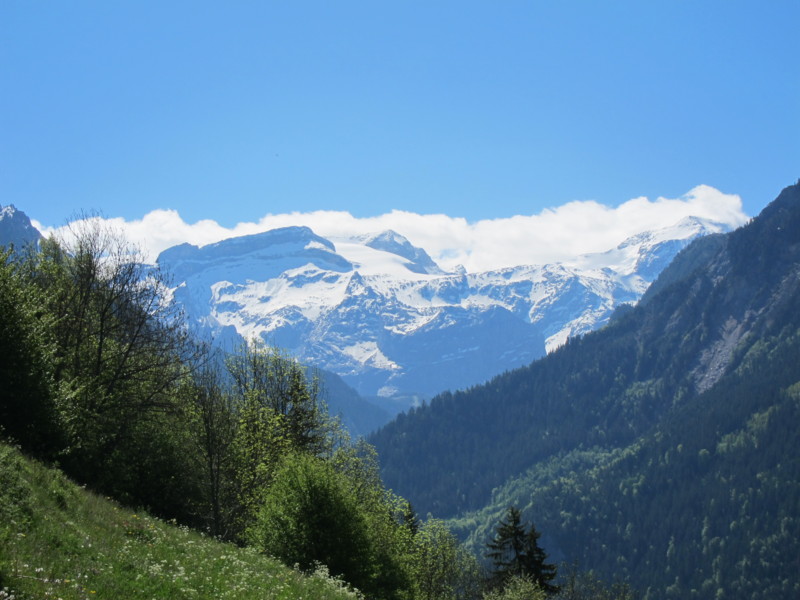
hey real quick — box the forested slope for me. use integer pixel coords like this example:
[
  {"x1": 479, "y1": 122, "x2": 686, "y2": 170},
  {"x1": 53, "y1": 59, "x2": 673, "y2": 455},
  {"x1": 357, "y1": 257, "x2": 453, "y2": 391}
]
[
  {"x1": 371, "y1": 182, "x2": 800, "y2": 598},
  {"x1": 451, "y1": 317, "x2": 800, "y2": 598}
]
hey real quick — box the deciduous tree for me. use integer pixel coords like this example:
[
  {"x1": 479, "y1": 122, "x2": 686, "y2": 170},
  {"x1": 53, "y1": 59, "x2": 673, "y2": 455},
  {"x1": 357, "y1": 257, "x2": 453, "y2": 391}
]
[
  {"x1": 249, "y1": 452, "x2": 375, "y2": 593},
  {"x1": 25, "y1": 217, "x2": 195, "y2": 495}
]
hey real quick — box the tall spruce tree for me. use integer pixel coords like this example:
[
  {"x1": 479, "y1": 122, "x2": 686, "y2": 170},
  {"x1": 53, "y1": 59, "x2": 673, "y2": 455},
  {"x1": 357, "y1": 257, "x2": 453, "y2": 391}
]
[{"x1": 486, "y1": 506, "x2": 559, "y2": 594}]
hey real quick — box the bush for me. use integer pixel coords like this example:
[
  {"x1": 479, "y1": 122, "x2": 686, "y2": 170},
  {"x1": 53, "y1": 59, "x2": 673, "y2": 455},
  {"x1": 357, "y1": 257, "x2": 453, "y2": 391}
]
[{"x1": 249, "y1": 453, "x2": 375, "y2": 594}]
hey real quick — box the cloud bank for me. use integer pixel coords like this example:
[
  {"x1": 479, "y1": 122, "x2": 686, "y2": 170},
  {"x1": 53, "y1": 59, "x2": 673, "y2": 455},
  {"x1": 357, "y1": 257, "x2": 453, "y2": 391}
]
[{"x1": 35, "y1": 185, "x2": 748, "y2": 273}]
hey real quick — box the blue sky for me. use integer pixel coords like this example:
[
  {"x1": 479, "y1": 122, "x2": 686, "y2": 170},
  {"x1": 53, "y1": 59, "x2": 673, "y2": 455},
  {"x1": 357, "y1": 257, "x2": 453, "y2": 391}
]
[{"x1": 2, "y1": 1, "x2": 798, "y2": 233}]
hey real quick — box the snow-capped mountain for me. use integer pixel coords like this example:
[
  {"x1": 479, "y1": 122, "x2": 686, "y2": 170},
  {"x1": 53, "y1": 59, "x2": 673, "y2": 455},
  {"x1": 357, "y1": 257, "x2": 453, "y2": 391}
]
[
  {"x1": 0, "y1": 204, "x2": 42, "y2": 252},
  {"x1": 158, "y1": 216, "x2": 730, "y2": 405}
]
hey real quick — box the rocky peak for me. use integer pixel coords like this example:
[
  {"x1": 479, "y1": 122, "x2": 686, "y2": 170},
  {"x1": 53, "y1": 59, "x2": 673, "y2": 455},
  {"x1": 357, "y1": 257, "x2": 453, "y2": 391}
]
[{"x1": 0, "y1": 204, "x2": 42, "y2": 252}]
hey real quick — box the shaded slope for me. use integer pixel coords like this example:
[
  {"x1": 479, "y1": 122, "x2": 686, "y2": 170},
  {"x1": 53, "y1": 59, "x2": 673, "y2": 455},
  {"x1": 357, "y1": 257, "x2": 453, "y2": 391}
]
[
  {"x1": 453, "y1": 312, "x2": 800, "y2": 599},
  {"x1": 370, "y1": 182, "x2": 800, "y2": 520}
]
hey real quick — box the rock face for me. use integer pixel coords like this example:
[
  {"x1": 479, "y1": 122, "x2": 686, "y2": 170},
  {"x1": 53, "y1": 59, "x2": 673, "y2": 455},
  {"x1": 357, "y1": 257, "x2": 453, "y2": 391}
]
[
  {"x1": 158, "y1": 217, "x2": 730, "y2": 404},
  {"x1": 0, "y1": 205, "x2": 42, "y2": 252}
]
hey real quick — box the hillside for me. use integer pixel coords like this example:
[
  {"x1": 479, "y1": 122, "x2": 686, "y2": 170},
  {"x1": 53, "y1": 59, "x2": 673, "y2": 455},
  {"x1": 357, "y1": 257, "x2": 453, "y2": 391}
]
[
  {"x1": 449, "y1": 313, "x2": 800, "y2": 598},
  {"x1": 0, "y1": 442, "x2": 360, "y2": 600},
  {"x1": 370, "y1": 182, "x2": 800, "y2": 598}
]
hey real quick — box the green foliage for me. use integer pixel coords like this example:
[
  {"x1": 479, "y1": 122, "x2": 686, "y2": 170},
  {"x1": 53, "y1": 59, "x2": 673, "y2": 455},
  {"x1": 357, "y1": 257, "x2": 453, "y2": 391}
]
[
  {"x1": 0, "y1": 444, "x2": 36, "y2": 548},
  {"x1": 205, "y1": 339, "x2": 339, "y2": 538},
  {"x1": 249, "y1": 439, "x2": 483, "y2": 600},
  {"x1": 0, "y1": 250, "x2": 61, "y2": 457},
  {"x1": 102, "y1": 407, "x2": 202, "y2": 523},
  {"x1": 249, "y1": 452, "x2": 378, "y2": 595},
  {"x1": 227, "y1": 340, "x2": 333, "y2": 456},
  {"x1": 410, "y1": 518, "x2": 483, "y2": 600},
  {"x1": 19, "y1": 221, "x2": 196, "y2": 507},
  {"x1": 249, "y1": 443, "x2": 485, "y2": 600},
  {"x1": 230, "y1": 390, "x2": 290, "y2": 533},
  {"x1": 182, "y1": 360, "x2": 240, "y2": 537},
  {"x1": 449, "y1": 326, "x2": 800, "y2": 599},
  {"x1": 554, "y1": 566, "x2": 636, "y2": 600},
  {"x1": 330, "y1": 438, "x2": 418, "y2": 599}
]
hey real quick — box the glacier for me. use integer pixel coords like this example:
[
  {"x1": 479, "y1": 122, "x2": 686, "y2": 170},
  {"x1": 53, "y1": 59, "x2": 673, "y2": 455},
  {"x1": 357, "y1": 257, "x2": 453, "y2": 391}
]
[{"x1": 157, "y1": 216, "x2": 730, "y2": 410}]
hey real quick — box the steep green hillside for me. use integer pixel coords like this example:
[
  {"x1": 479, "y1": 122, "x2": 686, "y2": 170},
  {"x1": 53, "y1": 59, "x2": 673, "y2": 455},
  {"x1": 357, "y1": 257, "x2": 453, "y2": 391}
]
[
  {"x1": 0, "y1": 442, "x2": 361, "y2": 600},
  {"x1": 371, "y1": 182, "x2": 800, "y2": 598},
  {"x1": 451, "y1": 322, "x2": 800, "y2": 599}
]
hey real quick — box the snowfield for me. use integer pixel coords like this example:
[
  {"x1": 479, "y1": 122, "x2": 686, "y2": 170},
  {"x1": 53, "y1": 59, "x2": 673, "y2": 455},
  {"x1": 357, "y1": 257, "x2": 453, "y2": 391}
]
[{"x1": 159, "y1": 217, "x2": 729, "y2": 402}]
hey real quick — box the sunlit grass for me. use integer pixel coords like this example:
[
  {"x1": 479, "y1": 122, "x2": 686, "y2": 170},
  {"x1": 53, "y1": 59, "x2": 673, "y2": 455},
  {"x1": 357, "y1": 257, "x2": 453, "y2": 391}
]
[{"x1": 0, "y1": 443, "x2": 361, "y2": 599}]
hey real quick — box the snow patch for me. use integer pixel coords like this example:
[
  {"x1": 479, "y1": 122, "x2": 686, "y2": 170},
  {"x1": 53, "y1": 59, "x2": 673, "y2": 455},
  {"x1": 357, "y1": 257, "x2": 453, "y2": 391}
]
[{"x1": 343, "y1": 341, "x2": 400, "y2": 371}]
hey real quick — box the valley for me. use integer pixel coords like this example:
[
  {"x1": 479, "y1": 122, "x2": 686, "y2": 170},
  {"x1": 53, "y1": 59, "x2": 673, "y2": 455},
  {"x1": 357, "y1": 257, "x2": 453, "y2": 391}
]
[{"x1": 2, "y1": 182, "x2": 798, "y2": 599}]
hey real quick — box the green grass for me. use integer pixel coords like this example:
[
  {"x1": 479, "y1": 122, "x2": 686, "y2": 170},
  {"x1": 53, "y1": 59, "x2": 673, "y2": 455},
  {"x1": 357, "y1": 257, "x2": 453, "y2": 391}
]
[{"x1": 0, "y1": 443, "x2": 362, "y2": 600}]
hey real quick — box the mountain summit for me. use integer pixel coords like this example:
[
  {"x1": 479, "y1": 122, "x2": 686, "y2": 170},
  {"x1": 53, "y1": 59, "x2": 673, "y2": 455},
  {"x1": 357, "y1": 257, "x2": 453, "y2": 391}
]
[
  {"x1": 0, "y1": 204, "x2": 42, "y2": 252},
  {"x1": 358, "y1": 230, "x2": 446, "y2": 275}
]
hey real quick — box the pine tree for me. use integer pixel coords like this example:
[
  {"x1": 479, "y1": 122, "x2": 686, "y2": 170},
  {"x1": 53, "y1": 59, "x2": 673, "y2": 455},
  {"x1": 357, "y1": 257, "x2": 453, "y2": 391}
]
[{"x1": 486, "y1": 506, "x2": 559, "y2": 594}]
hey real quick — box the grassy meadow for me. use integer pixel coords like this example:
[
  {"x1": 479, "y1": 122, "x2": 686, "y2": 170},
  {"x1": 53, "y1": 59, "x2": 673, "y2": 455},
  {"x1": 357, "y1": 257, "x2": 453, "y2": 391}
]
[{"x1": 0, "y1": 442, "x2": 361, "y2": 600}]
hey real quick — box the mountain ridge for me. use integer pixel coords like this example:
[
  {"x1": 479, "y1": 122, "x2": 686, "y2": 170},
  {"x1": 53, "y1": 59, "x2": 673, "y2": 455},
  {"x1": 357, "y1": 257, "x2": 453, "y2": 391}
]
[{"x1": 157, "y1": 216, "x2": 729, "y2": 404}]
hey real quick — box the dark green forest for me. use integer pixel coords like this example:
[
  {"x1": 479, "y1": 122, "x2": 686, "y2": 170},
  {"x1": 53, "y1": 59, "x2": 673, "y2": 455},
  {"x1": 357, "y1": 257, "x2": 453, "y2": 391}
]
[{"x1": 371, "y1": 182, "x2": 800, "y2": 599}]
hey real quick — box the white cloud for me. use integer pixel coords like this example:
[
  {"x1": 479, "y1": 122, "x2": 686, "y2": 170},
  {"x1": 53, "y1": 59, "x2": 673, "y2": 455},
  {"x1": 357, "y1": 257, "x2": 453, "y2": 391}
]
[{"x1": 34, "y1": 185, "x2": 748, "y2": 273}]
